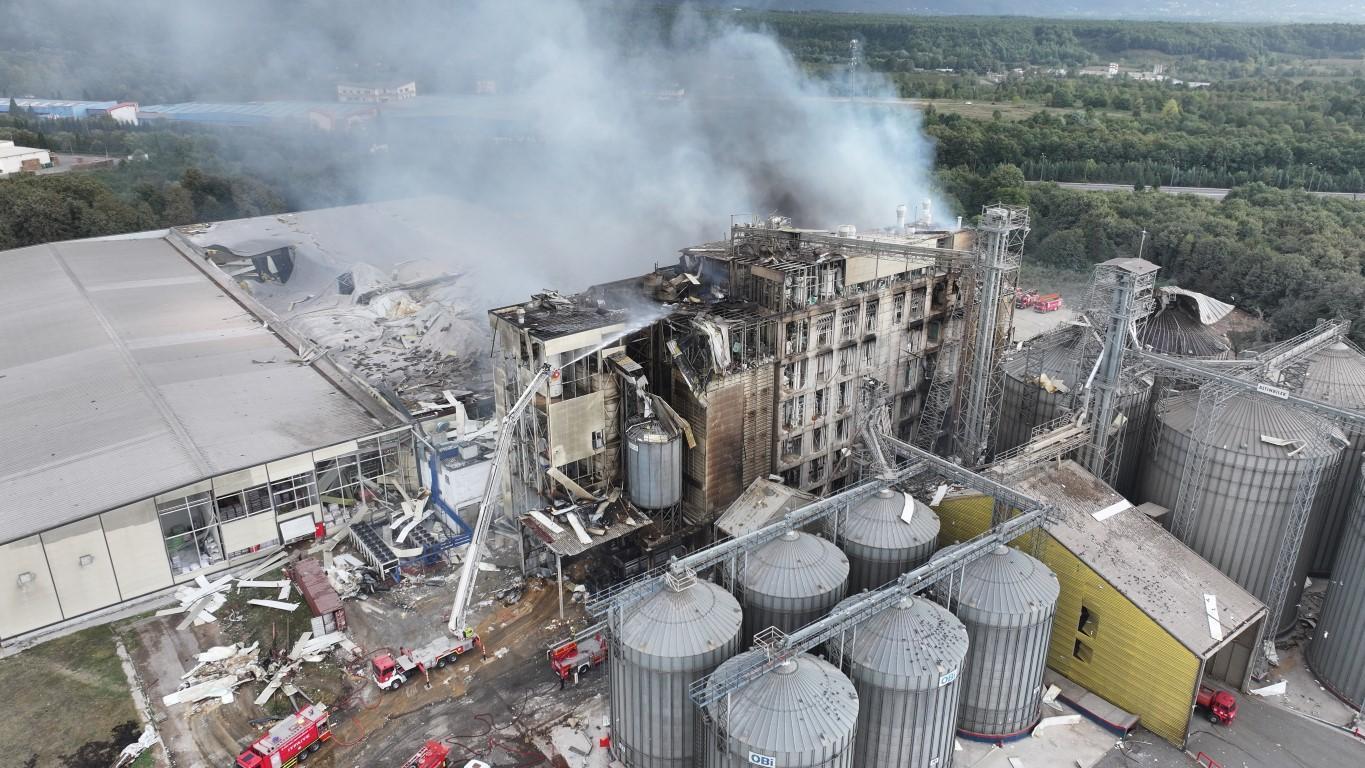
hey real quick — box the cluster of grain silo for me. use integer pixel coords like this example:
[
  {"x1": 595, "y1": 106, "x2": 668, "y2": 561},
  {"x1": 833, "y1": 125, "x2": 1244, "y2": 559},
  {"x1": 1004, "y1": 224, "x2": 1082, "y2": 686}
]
[
  {"x1": 1308, "y1": 466, "x2": 1365, "y2": 708},
  {"x1": 702, "y1": 651, "x2": 859, "y2": 768},
  {"x1": 829, "y1": 489, "x2": 940, "y2": 593},
  {"x1": 831, "y1": 594, "x2": 968, "y2": 767},
  {"x1": 611, "y1": 576, "x2": 742, "y2": 768},
  {"x1": 948, "y1": 545, "x2": 1060, "y2": 740},
  {"x1": 737, "y1": 530, "x2": 849, "y2": 644},
  {"x1": 1300, "y1": 340, "x2": 1365, "y2": 575},
  {"x1": 1137, "y1": 390, "x2": 1346, "y2": 634}
]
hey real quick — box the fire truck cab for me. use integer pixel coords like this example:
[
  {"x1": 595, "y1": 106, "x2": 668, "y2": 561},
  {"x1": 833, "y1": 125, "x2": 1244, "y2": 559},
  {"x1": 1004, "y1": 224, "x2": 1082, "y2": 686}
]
[
  {"x1": 549, "y1": 631, "x2": 608, "y2": 682},
  {"x1": 235, "y1": 703, "x2": 331, "y2": 768},
  {"x1": 1196, "y1": 684, "x2": 1238, "y2": 725},
  {"x1": 402, "y1": 740, "x2": 452, "y2": 768},
  {"x1": 371, "y1": 634, "x2": 481, "y2": 690}
]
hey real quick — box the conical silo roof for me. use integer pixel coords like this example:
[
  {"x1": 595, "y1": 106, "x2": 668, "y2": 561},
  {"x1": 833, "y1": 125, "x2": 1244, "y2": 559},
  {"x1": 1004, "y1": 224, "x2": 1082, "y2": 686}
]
[
  {"x1": 1301, "y1": 340, "x2": 1365, "y2": 411},
  {"x1": 1157, "y1": 390, "x2": 1344, "y2": 461},
  {"x1": 842, "y1": 489, "x2": 939, "y2": 550},
  {"x1": 742, "y1": 530, "x2": 849, "y2": 601},
  {"x1": 709, "y1": 651, "x2": 859, "y2": 755},
  {"x1": 1142, "y1": 306, "x2": 1232, "y2": 359},
  {"x1": 954, "y1": 545, "x2": 1059, "y2": 626},
  {"x1": 620, "y1": 578, "x2": 743, "y2": 661},
  {"x1": 840, "y1": 595, "x2": 968, "y2": 691},
  {"x1": 1003, "y1": 326, "x2": 1088, "y2": 384}
]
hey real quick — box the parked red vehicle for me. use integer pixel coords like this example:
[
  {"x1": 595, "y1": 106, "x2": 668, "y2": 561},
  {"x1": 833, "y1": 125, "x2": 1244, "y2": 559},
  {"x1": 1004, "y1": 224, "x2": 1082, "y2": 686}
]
[
  {"x1": 1034, "y1": 293, "x2": 1063, "y2": 312},
  {"x1": 235, "y1": 703, "x2": 331, "y2": 768},
  {"x1": 400, "y1": 740, "x2": 451, "y2": 768},
  {"x1": 548, "y1": 630, "x2": 608, "y2": 686},
  {"x1": 371, "y1": 633, "x2": 482, "y2": 691},
  {"x1": 1196, "y1": 684, "x2": 1238, "y2": 725}
]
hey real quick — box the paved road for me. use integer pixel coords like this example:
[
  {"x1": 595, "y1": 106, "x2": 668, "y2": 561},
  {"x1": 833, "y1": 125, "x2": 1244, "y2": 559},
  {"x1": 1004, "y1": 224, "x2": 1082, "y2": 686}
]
[
  {"x1": 1094, "y1": 693, "x2": 1364, "y2": 767},
  {"x1": 1033, "y1": 181, "x2": 1365, "y2": 202}
]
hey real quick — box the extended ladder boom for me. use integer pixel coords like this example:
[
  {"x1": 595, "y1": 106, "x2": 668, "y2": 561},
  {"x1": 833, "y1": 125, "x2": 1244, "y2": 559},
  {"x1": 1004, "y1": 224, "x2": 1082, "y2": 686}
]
[{"x1": 448, "y1": 363, "x2": 551, "y2": 634}]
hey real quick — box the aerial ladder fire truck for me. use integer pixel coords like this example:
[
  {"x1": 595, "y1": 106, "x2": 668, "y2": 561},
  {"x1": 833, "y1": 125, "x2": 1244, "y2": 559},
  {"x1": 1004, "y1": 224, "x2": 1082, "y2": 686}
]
[{"x1": 371, "y1": 365, "x2": 552, "y2": 691}]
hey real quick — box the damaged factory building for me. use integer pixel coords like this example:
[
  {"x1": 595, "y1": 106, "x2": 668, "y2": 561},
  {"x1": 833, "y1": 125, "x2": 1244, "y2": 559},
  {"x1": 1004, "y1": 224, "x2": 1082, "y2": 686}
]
[{"x1": 490, "y1": 211, "x2": 974, "y2": 583}]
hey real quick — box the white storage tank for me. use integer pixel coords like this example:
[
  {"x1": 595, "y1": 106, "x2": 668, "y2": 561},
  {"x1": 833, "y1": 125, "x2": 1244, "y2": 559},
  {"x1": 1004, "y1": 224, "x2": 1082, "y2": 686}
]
[
  {"x1": 626, "y1": 420, "x2": 684, "y2": 510},
  {"x1": 831, "y1": 594, "x2": 968, "y2": 767},
  {"x1": 1300, "y1": 340, "x2": 1365, "y2": 575},
  {"x1": 1308, "y1": 466, "x2": 1365, "y2": 708},
  {"x1": 611, "y1": 575, "x2": 742, "y2": 768},
  {"x1": 703, "y1": 651, "x2": 859, "y2": 768}
]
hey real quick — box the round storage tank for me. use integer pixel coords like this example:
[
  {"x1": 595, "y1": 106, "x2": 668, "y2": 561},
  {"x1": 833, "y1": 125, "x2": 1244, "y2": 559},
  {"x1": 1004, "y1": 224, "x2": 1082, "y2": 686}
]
[
  {"x1": 739, "y1": 530, "x2": 849, "y2": 645},
  {"x1": 1137, "y1": 390, "x2": 1345, "y2": 635},
  {"x1": 1141, "y1": 306, "x2": 1233, "y2": 359},
  {"x1": 997, "y1": 329, "x2": 1152, "y2": 494},
  {"x1": 831, "y1": 594, "x2": 968, "y2": 768},
  {"x1": 703, "y1": 651, "x2": 859, "y2": 768},
  {"x1": 1308, "y1": 466, "x2": 1365, "y2": 708},
  {"x1": 626, "y1": 420, "x2": 683, "y2": 510},
  {"x1": 612, "y1": 576, "x2": 742, "y2": 768},
  {"x1": 832, "y1": 489, "x2": 939, "y2": 593},
  {"x1": 1300, "y1": 341, "x2": 1365, "y2": 575},
  {"x1": 949, "y1": 545, "x2": 1059, "y2": 740}
]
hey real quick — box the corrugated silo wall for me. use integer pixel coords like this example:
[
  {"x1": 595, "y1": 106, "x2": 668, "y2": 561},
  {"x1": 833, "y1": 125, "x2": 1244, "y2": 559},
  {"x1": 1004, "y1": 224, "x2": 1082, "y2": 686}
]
[
  {"x1": 995, "y1": 374, "x2": 1066, "y2": 456},
  {"x1": 933, "y1": 495, "x2": 1199, "y2": 747},
  {"x1": 1308, "y1": 468, "x2": 1365, "y2": 708},
  {"x1": 1308, "y1": 425, "x2": 1365, "y2": 574}
]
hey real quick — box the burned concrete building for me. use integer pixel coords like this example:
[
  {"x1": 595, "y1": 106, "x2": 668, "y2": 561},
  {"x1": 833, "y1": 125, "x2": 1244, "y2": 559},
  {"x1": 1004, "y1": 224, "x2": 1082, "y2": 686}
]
[{"x1": 489, "y1": 214, "x2": 974, "y2": 577}]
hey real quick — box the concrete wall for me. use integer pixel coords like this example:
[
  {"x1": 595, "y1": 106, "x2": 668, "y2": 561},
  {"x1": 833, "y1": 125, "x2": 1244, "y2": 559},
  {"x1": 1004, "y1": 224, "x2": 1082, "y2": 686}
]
[
  {"x1": 0, "y1": 536, "x2": 64, "y2": 638},
  {"x1": 101, "y1": 500, "x2": 173, "y2": 598}
]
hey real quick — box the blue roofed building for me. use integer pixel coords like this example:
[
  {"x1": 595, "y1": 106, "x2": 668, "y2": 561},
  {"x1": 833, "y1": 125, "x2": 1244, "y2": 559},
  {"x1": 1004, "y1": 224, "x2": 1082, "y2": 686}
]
[
  {"x1": 0, "y1": 98, "x2": 140, "y2": 125},
  {"x1": 137, "y1": 101, "x2": 377, "y2": 130}
]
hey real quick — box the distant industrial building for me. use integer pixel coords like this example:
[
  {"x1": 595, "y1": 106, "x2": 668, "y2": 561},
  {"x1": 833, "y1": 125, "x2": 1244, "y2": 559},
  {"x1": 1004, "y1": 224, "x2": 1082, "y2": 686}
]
[
  {"x1": 138, "y1": 101, "x2": 377, "y2": 130},
  {"x1": 0, "y1": 139, "x2": 51, "y2": 176},
  {"x1": 337, "y1": 80, "x2": 417, "y2": 103},
  {"x1": 0, "y1": 98, "x2": 139, "y2": 124},
  {"x1": 936, "y1": 461, "x2": 1267, "y2": 747}
]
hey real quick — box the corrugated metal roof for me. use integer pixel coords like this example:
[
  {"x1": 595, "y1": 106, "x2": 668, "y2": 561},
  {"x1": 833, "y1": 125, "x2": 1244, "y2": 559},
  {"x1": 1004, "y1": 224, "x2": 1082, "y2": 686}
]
[
  {"x1": 840, "y1": 489, "x2": 939, "y2": 550},
  {"x1": 618, "y1": 579, "x2": 742, "y2": 660},
  {"x1": 1158, "y1": 286, "x2": 1235, "y2": 325},
  {"x1": 837, "y1": 594, "x2": 968, "y2": 690},
  {"x1": 1302, "y1": 340, "x2": 1365, "y2": 410},
  {"x1": 1142, "y1": 307, "x2": 1233, "y2": 359},
  {"x1": 1015, "y1": 460, "x2": 1266, "y2": 657},
  {"x1": 953, "y1": 544, "x2": 1059, "y2": 627},
  {"x1": 1157, "y1": 389, "x2": 1344, "y2": 460},
  {"x1": 0, "y1": 237, "x2": 394, "y2": 544},
  {"x1": 741, "y1": 530, "x2": 848, "y2": 600},
  {"x1": 708, "y1": 651, "x2": 858, "y2": 757},
  {"x1": 715, "y1": 477, "x2": 816, "y2": 538}
]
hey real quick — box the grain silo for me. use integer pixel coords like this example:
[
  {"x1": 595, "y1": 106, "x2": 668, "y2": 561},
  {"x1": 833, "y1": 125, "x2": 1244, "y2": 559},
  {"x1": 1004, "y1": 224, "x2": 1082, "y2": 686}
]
[
  {"x1": 996, "y1": 328, "x2": 1152, "y2": 494},
  {"x1": 830, "y1": 489, "x2": 939, "y2": 593},
  {"x1": 738, "y1": 530, "x2": 849, "y2": 644},
  {"x1": 949, "y1": 545, "x2": 1059, "y2": 740},
  {"x1": 1141, "y1": 304, "x2": 1233, "y2": 360},
  {"x1": 1137, "y1": 390, "x2": 1345, "y2": 635},
  {"x1": 830, "y1": 594, "x2": 968, "y2": 767},
  {"x1": 1299, "y1": 340, "x2": 1365, "y2": 575},
  {"x1": 1307, "y1": 466, "x2": 1365, "y2": 708},
  {"x1": 611, "y1": 575, "x2": 742, "y2": 768},
  {"x1": 703, "y1": 651, "x2": 859, "y2": 768}
]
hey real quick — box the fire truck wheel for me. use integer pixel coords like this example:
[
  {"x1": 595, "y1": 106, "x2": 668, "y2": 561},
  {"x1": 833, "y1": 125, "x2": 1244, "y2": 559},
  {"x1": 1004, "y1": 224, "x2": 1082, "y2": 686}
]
[
  {"x1": 437, "y1": 657, "x2": 448, "y2": 669},
  {"x1": 309, "y1": 741, "x2": 322, "y2": 753},
  {"x1": 298, "y1": 749, "x2": 309, "y2": 762},
  {"x1": 1208, "y1": 713, "x2": 1220, "y2": 724}
]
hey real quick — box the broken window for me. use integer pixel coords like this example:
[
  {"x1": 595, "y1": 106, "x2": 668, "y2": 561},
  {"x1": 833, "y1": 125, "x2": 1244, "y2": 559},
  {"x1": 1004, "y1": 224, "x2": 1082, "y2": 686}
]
[
  {"x1": 927, "y1": 320, "x2": 941, "y2": 343},
  {"x1": 813, "y1": 426, "x2": 826, "y2": 450},
  {"x1": 782, "y1": 467, "x2": 802, "y2": 486},
  {"x1": 815, "y1": 351, "x2": 833, "y2": 381},
  {"x1": 215, "y1": 483, "x2": 272, "y2": 523},
  {"x1": 781, "y1": 434, "x2": 803, "y2": 460},
  {"x1": 1078, "y1": 604, "x2": 1099, "y2": 638},
  {"x1": 785, "y1": 319, "x2": 810, "y2": 355},
  {"x1": 808, "y1": 456, "x2": 826, "y2": 485},
  {"x1": 910, "y1": 291, "x2": 925, "y2": 318},
  {"x1": 814, "y1": 388, "x2": 827, "y2": 419},
  {"x1": 837, "y1": 381, "x2": 850, "y2": 411},
  {"x1": 838, "y1": 346, "x2": 855, "y2": 376},
  {"x1": 893, "y1": 293, "x2": 906, "y2": 324},
  {"x1": 864, "y1": 300, "x2": 879, "y2": 334},
  {"x1": 900, "y1": 395, "x2": 916, "y2": 419},
  {"x1": 158, "y1": 490, "x2": 224, "y2": 576},
  {"x1": 861, "y1": 341, "x2": 877, "y2": 367},
  {"x1": 271, "y1": 472, "x2": 319, "y2": 516},
  {"x1": 903, "y1": 360, "x2": 917, "y2": 389},
  {"x1": 1073, "y1": 638, "x2": 1094, "y2": 663},
  {"x1": 839, "y1": 308, "x2": 858, "y2": 340},
  {"x1": 836, "y1": 418, "x2": 848, "y2": 441},
  {"x1": 814, "y1": 312, "x2": 834, "y2": 348}
]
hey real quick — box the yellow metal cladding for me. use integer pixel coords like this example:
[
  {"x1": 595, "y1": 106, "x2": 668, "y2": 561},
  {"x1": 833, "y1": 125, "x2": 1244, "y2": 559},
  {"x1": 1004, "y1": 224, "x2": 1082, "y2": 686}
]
[{"x1": 933, "y1": 494, "x2": 1198, "y2": 746}]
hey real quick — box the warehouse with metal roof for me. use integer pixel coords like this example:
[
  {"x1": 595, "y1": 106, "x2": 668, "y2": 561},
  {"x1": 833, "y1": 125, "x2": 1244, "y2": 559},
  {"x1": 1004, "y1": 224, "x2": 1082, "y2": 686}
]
[
  {"x1": 934, "y1": 460, "x2": 1267, "y2": 747},
  {"x1": 0, "y1": 232, "x2": 410, "y2": 645}
]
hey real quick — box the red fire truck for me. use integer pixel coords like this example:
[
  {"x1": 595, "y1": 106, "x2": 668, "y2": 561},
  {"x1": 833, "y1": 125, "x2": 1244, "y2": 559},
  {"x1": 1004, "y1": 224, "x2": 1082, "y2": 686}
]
[
  {"x1": 1196, "y1": 684, "x2": 1238, "y2": 725},
  {"x1": 548, "y1": 629, "x2": 608, "y2": 684},
  {"x1": 235, "y1": 703, "x2": 331, "y2": 768},
  {"x1": 371, "y1": 633, "x2": 482, "y2": 690},
  {"x1": 401, "y1": 740, "x2": 451, "y2": 768},
  {"x1": 1034, "y1": 293, "x2": 1064, "y2": 312},
  {"x1": 1015, "y1": 289, "x2": 1039, "y2": 309}
]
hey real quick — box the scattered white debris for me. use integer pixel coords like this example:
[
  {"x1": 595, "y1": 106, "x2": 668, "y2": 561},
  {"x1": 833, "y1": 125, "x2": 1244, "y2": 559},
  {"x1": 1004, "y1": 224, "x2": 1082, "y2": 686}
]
[
  {"x1": 248, "y1": 599, "x2": 301, "y2": 612},
  {"x1": 477, "y1": 561, "x2": 499, "y2": 572},
  {"x1": 1008, "y1": 758, "x2": 1025, "y2": 768},
  {"x1": 1042, "y1": 684, "x2": 1064, "y2": 711},
  {"x1": 1091, "y1": 500, "x2": 1128, "y2": 522},
  {"x1": 529, "y1": 510, "x2": 565, "y2": 535},
  {"x1": 1251, "y1": 681, "x2": 1287, "y2": 697},
  {"x1": 237, "y1": 579, "x2": 289, "y2": 591},
  {"x1": 1204, "y1": 594, "x2": 1223, "y2": 641},
  {"x1": 930, "y1": 484, "x2": 949, "y2": 507},
  {"x1": 494, "y1": 647, "x2": 510, "y2": 659},
  {"x1": 1032, "y1": 714, "x2": 1083, "y2": 737},
  {"x1": 113, "y1": 723, "x2": 159, "y2": 768}
]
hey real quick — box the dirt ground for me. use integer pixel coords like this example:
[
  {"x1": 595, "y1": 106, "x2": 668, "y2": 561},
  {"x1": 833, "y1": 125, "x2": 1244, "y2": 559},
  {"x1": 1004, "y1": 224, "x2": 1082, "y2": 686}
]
[{"x1": 125, "y1": 535, "x2": 601, "y2": 768}]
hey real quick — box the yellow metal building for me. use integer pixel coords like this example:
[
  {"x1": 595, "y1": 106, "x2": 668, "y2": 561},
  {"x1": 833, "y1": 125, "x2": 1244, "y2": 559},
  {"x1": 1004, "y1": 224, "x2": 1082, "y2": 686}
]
[{"x1": 934, "y1": 461, "x2": 1266, "y2": 746}]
